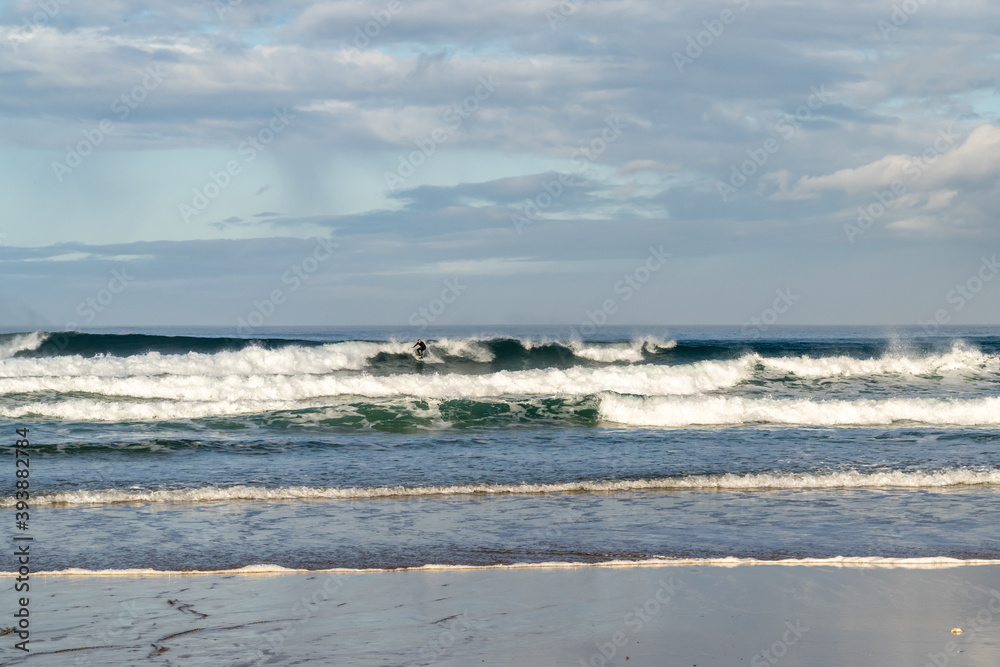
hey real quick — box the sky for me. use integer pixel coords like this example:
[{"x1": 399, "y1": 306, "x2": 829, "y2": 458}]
[{"x1": 1, "y1": 0, "x2": 999, "y2": 330}]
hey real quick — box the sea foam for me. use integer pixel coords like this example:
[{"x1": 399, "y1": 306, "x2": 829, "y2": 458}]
[
  {"x1": 598, "y1": 394, "x2": 1000, "y2": 427},
  {"x1": 8, "y1": 468, "x2": 997, "y2": 506}
]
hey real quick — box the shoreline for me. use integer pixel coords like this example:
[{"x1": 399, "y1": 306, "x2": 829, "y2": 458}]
[{"x1": 12, "y1": 556, "x2": 1000, "y2": 577}]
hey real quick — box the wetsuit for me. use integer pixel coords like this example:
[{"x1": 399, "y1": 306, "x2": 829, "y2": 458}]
[{"x1": 413, "y1": 341, "x2": 427, "y2": 357}]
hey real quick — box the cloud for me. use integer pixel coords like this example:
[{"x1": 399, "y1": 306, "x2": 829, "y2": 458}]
[
  {"x1": 620, "y1": 160, "x2": 680, "y2": 174},
  {"x1": 4, "y1": 1, "x2": 1000, "y2": 324},
  {"x1": 780, "y1": 125, "x2": 1000, "y2": 196},
  {"x1": 201, "y1": 171, "x2": 641, "y2": 238},
  {"x1": 767, "y1": 123, "x2": 1000, "y2": 234}
]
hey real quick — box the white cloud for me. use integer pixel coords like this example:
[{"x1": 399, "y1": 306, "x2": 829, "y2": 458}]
[
  {"x1": 766, "y1": 123, "x2": 1000, "y2": 234},
  {"x1": 782, "y1": 124, "x2": 1000, "y2": 197}
]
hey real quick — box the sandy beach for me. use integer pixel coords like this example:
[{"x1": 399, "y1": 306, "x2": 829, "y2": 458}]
[
  {"x1": 8, "y1": 0, "x2": 1000, "y2": 657},
  {"x1": 3, "y1": 563, "x2": 998, "y2": 666}
]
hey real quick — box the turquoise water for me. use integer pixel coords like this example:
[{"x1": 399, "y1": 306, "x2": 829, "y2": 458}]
[{"x1": 3, "y1": 326, "x2": 1000, "y2": 570}]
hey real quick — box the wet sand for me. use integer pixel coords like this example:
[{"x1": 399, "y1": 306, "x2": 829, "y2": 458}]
[{"x1": 3, "y1": 564, "x2": 999, "y2": 666}]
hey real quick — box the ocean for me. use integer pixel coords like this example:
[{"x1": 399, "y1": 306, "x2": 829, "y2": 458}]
[{"x1": 3, "y1": 325, "x2": 1000, "y2": 573}]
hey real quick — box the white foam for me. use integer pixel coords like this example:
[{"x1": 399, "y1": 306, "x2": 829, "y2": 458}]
[
  {"x1": 0, "y1": 336, "x2": 674, "y2": 385},
  {"x1": 30, "y1": 564, "x2": 304, "y2": 576},
  {"x1": 0, "y1": 360, "x2": 751, "y2": 420},
  {"x1": 0, "y1": 341, "x2": 399, "y2": 378},
  {"x1": 0, "y1": 331, "x2": 49, "y2": 359},
  {"x1": 6, "y1": 338, "x2": 1000, "y2": 423},
  {"x1": 396, "y1": 556, "x2": 1000, "y2": 571},
  {"x1": 10, "y1": 469, "x2": 997, "y2": 507},
  {"x1": 758, "y1": 341, "x2": 999, "y2": 379},
  {"x1": 568, "y1": 337, "x2": 676, "y2": 363},
  {"x1": 0, "y1": 338, "x2": 503, "y2": 379},
  {"x1": 21, "y1": 556, "x2": 1000, "y2": 577},
  {"x1": 0, "y1": 397, "x2": 314, "y2": 421},
  {"x1": 569, "y1": 341, "x2": 644, "y2": 363},
  {"x1": 599, "y1": 394, "x2": 1000, "y2": 427},
  {"x1": 3, "y1": 337, "x2": 993, "y2": 383}
]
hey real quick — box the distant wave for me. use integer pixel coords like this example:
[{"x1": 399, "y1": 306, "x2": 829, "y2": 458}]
[
  {"x1": 0, "y1": 332, "x2": 678, "y2": 367},
  {"x1": 8, "y1": 469, "x2": 998, "y2": 506},
  {"x1": 1, "y1": 335, "x2": 992, "y2": 381},
  {"x1": 0, "y1": 340, "x2": 414, "y2": 376},
  {"x1": 0, "y1": 332, "x2": 49, "y2": 359}
]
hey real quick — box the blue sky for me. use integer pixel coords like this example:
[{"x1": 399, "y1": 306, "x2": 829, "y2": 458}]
[{"x1": 1, "y1": 0, "x2": 999, "y2": 329}]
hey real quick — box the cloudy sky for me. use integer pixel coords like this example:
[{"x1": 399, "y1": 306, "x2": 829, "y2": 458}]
[{"x1": 1, "y1": 0, "x2": 999, "y2": 329}]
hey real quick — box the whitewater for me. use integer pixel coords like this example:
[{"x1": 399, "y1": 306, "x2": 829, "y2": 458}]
[
  {"x1": 2, "y1": 330, "x2": 999, "y2": 425},
  {"x1": 4, "y1": 325, "x2": 1000, "y2": 571}
]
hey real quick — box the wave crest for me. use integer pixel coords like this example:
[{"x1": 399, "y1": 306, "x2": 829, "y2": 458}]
[
  {"x1": 759, "y1": 341, "x2": 995, "y2": 379},
  {"x1": 599, "y1": 394, "x2": 1000, "y2": 427},
  {"x1": 9, "y1": 469, "x2": 998, "y2": 506},
  {"x1": 0, "y1": 332, "x2": 49, "y2": 359},
  {"x1": 0, "y1": 360, "x2": 750, "y2": 420}
]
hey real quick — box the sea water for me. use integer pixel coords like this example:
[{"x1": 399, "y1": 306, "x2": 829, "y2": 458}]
[{"x1": 2, "y1": 325, "x2": 999, "y2": 572}]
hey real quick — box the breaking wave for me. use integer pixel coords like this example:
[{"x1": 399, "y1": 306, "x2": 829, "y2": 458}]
[
  {"x1": 9, "y1": 468, "x2": 998, "y2": 506},
  {"x1": 598, "y1": 394, "x2": 1000, "y2": 427}
]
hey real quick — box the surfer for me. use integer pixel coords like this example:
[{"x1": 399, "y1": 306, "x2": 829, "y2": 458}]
[{"x1": 412, "y1": 339, "x2": 427, "y2": 359}]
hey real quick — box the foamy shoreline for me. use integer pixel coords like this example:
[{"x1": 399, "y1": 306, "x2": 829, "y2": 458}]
[
  {"x1": 9, "y1": 556, "x2": 1000, "y2": 577},
  {"x1": 5, "y1": 467, "x2": 999, "y2": 507}
]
